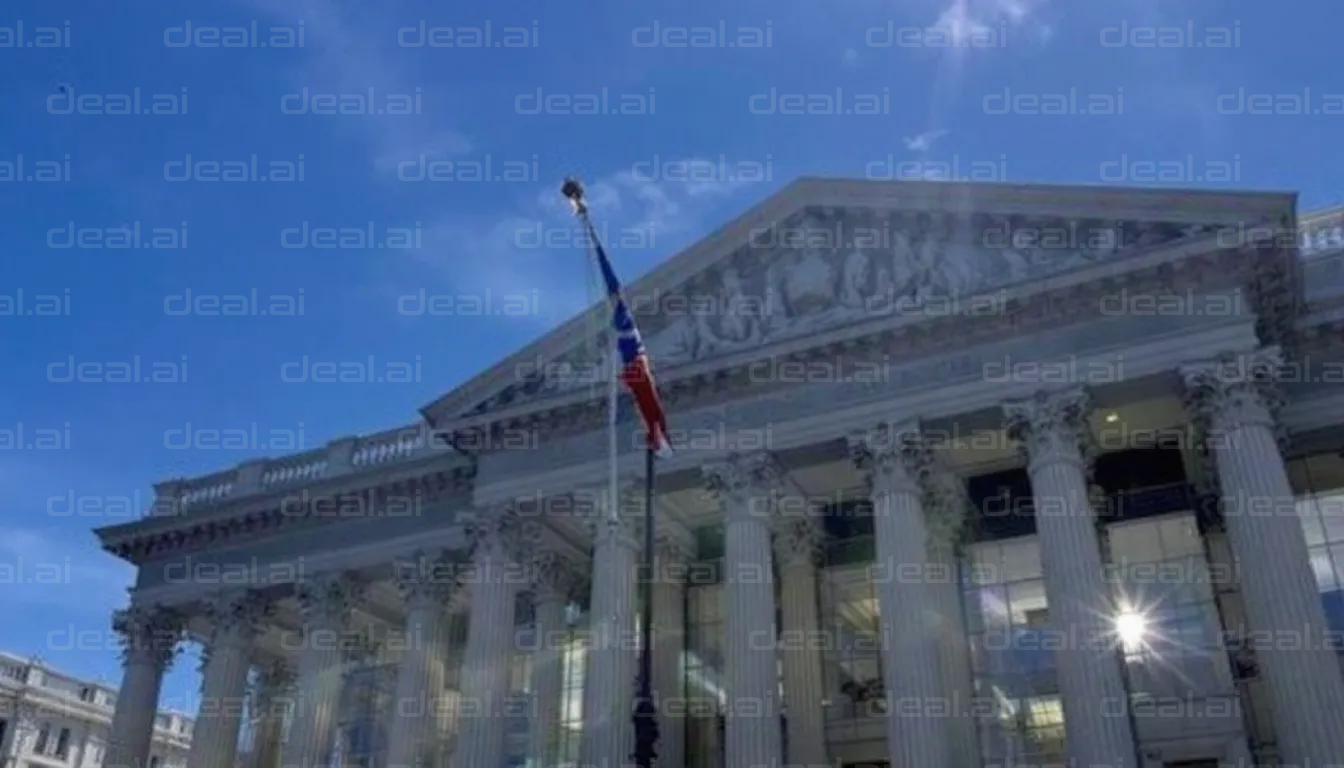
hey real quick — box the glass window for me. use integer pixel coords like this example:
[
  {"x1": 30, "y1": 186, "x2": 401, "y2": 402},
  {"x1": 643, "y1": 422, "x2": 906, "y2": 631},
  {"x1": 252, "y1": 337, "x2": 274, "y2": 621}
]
[
  {"x1": 964, "y1": 535, "x2": 1061, "y2": 757},
  {"x1": 1000, "y1": 540, "x2": 1042, "y2": 581},
  {"x1": 1310, "y1": 546, "x2": 1338, "y2": 590},
  {"x1": 821, "y1": 564, "x2": 884, "y2": 728},
  {"x1": 1291, "y1": 453, "x2": 1344, "y2": 668},
  {"x1": 55, "y1": 728, "x2": 70, "y2": 760},
  {"x1": 34, "y1": 725, "x2": 51, "y2": 755}
]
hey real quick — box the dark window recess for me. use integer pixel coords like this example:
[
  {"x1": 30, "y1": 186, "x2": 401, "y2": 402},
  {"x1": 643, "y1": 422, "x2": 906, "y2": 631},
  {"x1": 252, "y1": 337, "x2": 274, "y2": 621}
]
[
  {"x1": 1093, "y1": 447, "x2": 1187, "y2": 493},
  {"x1": 967, "y1": 468, "x2": 1036, "y2": 541},
  {"x1": 823, "y1": 499, "x2": 875, "y2": 565},
  {"x1": 823, "y1": 499, "x2": 873, "y2": 539},
  {"x1": 694, "y1": 524, "x2": 725, "y2": 562},
  {"x1": 1095, "y1": 448, "x2": 1192, "y2": 522}
]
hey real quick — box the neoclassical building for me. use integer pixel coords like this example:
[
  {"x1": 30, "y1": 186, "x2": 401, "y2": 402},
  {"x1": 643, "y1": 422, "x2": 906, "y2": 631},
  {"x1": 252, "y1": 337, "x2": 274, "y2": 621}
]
[
  {"x1": 0, "y1": 652, "x2": 192, "y2": 768},
  {"x1": 96, "y1": 179, "x2": 1344, "y2": 768}
]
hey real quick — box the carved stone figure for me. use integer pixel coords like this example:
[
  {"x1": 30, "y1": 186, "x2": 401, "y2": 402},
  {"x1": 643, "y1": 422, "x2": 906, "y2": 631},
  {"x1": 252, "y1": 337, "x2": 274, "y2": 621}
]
[
  {"x1": 716, "y1": 267, "x2": 761, "y2": 345},
  {"x1": 760, "y1": 256, "x2": 789, "y2": 336},
  {"x1": 838, "y1": 250, "x2": 871, "y2": 310},
  {"x1": 648, "y1": 311, "x2": 698, "y2": 366},
  {"x1": 888, "y1": 229, "x2": 918, "y2": 298},
  {"x1": 784, "y1": 218, "x2": 837, "y2": 317}
]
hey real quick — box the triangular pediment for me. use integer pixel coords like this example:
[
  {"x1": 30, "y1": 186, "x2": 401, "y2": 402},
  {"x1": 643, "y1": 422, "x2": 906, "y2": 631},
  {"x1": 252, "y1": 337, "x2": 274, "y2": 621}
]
[{"x1": 422, "y1": 177, "x2": 1294, "y2": 430}]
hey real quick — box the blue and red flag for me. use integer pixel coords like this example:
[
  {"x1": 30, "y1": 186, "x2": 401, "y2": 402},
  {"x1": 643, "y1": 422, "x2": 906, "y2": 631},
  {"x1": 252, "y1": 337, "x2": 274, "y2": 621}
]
[{"x1": 589, "y1": 233, "x2": 673, "y2": 457}]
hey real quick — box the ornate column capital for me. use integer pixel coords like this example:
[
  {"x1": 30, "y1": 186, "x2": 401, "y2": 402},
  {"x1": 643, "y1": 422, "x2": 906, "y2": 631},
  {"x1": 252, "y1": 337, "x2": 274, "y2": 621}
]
[
  {"x1": 847, "y1": 419, "x2": 931, "y2": 497},
  {"x1": 1002, "y1": 386, "x2": 1095, "y2": 472},
  {"x1": 201, "y1": 590, "x2": 273, "y2": 651},
  {"x1": 920, "y1": 469, "x2": 971, "y2": 554},
  {"x1": 578, "y1": 482, "x2": 646, "y2": 551},
  {"x1": 773, "y1": 514, "x2": 824, "y2": 569},
  {"x1": 112, "y1": 603, "x2": 185, "y2": 669},
  {"x1": 702, "y1": 451, "x2": 791, "y2": 525},
  {"x1": 295, "y1": 572, "x2": 365, "y2": 628},
  {"x1": 393, "y1": 549, "x2": 461, "y2": 611},
  {"x1": 252, "y1": 657, "x2": 297, "y2": 710},
  {"x1": 1180, "y1": 346, "x2": 1284, "y2": 436},
  {"x1": 656, "y1": 522, "x2": 695, "y2": 567},
  {"x1": 529, "y1": 548, "x2": 583, "y2": 604},
  {"x1": 464, "y1": 506, "x2": 530, "y2": 564}
]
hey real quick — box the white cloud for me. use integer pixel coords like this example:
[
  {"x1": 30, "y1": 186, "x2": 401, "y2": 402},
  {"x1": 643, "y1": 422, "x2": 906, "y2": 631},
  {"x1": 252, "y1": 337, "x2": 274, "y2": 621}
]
[
  {"x1": 903, "y1": 129, "x2": 949, "y2": 152},
  {"x1": 248, "y1": 0, "x2": 472, "y2": 175},
  {"x1": 404, "y1": 164, "x2": 762, "y2": 328},
  {"x1": 933, "y1": 4, "x2": 994, "y2": 44},
  {"x1": 931, "y1": 0, "x2": 1051, "y2": 47}
]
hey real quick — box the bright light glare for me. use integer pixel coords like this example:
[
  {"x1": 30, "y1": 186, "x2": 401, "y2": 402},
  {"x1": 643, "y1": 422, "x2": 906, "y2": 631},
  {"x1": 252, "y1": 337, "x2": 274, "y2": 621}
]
[{"x1": 1115, "y1": 610, "x2": 1148, "y2": 652}]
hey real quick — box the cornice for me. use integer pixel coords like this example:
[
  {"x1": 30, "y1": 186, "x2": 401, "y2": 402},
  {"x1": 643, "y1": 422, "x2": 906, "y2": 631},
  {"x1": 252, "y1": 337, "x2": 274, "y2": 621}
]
[{"x1": 97, "y1": 462, "x2": 476, "y2": 565}]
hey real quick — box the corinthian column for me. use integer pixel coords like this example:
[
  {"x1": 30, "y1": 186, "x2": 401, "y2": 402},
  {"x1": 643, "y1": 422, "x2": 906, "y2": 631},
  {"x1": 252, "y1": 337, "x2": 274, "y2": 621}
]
[
  {"x1": 106, "y1": 605, "x2": 183, "y2": 768},
  {"x1": 1003, "y1": 388, "x2": 1137, "y2": 768},
  {"x1": 282, "y1": 573, "x2": 365, "y2": 768},
  {"x1": 922, "y1": 470, "x2": 977, "y2": 768},
  {"x1": 702, "y1": 453, "x2": 784, "y2": 768},
  {"x1": 651, "y1": 530, "x2": 691, "y2": 768},
  {"x1": 579, "y1": 486, "x2": 642, "y2": 768},
  {"x1": 249, "y1": 658, "x2": 296, "y2": 768},
  {"x1": 773, "y1": 515, "x2": 829, "y2": 768},
  {"x1": 451, "y1": 512, "x2": 524, "y2": 768},
  {"x1": 189, "y1": 592, "x2": 272, "y2": 768},
  {"x1": 1183, "y1": 348, "x2": 1344, "y2": 764},
  {"x1": 387, "y1": 551, "x2": 460, "y2": 768},
  {"x1": 527, "y1": 549, "x2": 580, "y2": 768},
  {"x1": 849, "y1": 423, "x2": 949, "y2": 768}
]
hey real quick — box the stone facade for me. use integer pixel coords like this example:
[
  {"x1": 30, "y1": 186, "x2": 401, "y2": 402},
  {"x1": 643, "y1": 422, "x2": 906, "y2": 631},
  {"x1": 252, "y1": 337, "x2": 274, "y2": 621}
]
[
  {"x1": 94, "y1": 180, "x2": 1344, "y2": 767},
  {"x1": 0, "y1": 652, "x2": 192, "y2": 768}
]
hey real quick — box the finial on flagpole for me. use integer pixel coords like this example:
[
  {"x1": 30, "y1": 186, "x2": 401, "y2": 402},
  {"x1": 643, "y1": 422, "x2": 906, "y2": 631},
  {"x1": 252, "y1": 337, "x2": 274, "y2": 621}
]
[{"x1": 561, "y1": 176, "x2": 588, "y2": 216}]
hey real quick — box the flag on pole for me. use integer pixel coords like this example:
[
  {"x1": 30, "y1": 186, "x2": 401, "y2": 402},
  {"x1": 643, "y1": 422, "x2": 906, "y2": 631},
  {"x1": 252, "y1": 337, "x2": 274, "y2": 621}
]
[{"x1": 590, "y1": 234, "x2": 674, "y2": 457}]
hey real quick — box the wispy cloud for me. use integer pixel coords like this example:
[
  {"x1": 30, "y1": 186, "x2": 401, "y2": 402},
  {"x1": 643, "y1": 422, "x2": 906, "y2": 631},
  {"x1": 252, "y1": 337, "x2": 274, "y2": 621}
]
[
  {"x1": 248, "y1": 0, "x2": 472, "y2": 175},
  {"x1": 403, "y1": 164, "x2": 762, "y2": 328},
  {"x1": 931, "y1": 0, "x2": 1052, "y2": 46},
  {"x1": 903, "y1": 128, "x2": 949, "y2": 152},
  {"x1": 0, "y1": 527, "x2": 132, "y2": 612}
]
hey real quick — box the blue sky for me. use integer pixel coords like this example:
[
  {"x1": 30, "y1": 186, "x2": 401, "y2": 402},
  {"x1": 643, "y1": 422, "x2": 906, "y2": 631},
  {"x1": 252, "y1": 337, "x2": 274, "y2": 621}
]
[{"x1": 2, "y1": 0, "x2": 1342, "y2": 711}]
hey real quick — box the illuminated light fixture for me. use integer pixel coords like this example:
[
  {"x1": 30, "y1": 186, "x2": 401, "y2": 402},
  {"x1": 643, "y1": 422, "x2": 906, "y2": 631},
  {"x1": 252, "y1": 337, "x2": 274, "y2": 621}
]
[
  {"x1": 1105, "y1": 412, "x2": 1120, "y2": 423},
  {"x1": 1114, "y1": 609, "x2": 1148, "y2": 653}
]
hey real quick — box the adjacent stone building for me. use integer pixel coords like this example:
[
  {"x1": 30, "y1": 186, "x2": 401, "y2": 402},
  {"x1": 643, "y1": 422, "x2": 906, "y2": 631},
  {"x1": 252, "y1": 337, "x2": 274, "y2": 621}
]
[{"x1": 0, "y1": 653, "x2": 192, "y2": 768}]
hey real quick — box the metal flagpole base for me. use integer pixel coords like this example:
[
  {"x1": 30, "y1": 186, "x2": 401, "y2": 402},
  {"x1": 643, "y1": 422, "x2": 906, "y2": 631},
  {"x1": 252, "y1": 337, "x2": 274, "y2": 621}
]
[{"x1": 631, "y1": 446, "x2": 659, "y2": 768}]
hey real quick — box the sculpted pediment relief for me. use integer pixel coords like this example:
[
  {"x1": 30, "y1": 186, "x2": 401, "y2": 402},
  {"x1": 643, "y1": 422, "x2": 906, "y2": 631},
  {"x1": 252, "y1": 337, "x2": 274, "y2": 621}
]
[{"x1": 461, "y1": 205, "x2": 1223, "y2": 419}]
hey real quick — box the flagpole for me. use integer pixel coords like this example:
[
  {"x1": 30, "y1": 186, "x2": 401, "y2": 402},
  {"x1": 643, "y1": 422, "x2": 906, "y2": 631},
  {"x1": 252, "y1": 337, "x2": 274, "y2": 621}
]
[{"x1": 561, "y1": 177, "x2": 660, "y2": 768}]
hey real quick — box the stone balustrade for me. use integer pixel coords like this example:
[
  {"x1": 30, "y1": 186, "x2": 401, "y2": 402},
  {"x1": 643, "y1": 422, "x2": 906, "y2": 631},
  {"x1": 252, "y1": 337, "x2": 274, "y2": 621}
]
[{"x1": 148, "y1": 422, "x2": 457, "y2": 517}]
